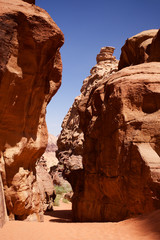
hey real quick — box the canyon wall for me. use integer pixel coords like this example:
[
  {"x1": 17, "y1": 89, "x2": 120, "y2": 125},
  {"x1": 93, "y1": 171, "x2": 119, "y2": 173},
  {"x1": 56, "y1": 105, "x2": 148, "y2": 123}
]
[
  {"x1": 58, "y1": 30, "x2": 160, "y2": 222},
  {"x1": 57, "y1": 47, "x2": 118, "y2": 191},
  {"x1": 0, "y1": 0, "x2": 64, "y2": 221}
]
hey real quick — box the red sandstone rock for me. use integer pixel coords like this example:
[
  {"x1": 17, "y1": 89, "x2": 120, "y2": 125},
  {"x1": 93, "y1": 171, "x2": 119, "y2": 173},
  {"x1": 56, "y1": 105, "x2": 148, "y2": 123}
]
[
  {"x1": 36, "y1": 134, "x2": 58, "y2": 211},
  {"x1": 0, "y1": 0, "x2": 64, "y2": 221},
  {"x1": 73, "y1": 62, "x2": 160, "y2": 222},
  {"x1": 118, "y1": 29, "x2": 158, "y2": 70},
  {"x1": 57, "y1": 47, "x2": 118, "y2": 191}
]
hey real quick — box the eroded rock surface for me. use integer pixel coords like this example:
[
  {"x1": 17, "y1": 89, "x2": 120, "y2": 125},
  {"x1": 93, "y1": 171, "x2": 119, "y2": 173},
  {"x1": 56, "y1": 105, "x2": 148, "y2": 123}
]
[
  {"x1": 36, "y1": 134, "x2": 58, "y2": 211},
  {"x1": 57, "y1": 47, "x2": 118, "y2": 191},
  {"x1": 118, "y1": 29, "x2": 158, "y2": 70},
  {"x1": 74, "y1": 62, "x2": 160, "y2": 222},
  {"x1": 0, "y1": 0, "x2": 64, "y2": 221},
  {"x1": 39, "y1": 134, "x2": 58, "y2": 172},
  {"x1": 58, "y1": 30, "x2": 160, "y2": 222}
]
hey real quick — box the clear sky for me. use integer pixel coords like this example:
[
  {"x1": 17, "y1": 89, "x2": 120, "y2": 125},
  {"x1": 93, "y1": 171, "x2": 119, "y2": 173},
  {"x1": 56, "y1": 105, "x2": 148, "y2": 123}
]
[{"x1": 37, "y1": 0, "x2": 160, "y2": 136}]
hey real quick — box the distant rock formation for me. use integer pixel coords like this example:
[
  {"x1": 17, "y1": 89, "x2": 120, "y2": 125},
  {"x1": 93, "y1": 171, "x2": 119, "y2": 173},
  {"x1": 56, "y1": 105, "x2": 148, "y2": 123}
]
[
  {"x1": 36, "y1": 134, "x2": 58, "y2": 211},
  {"x1": 0, "y1": 0, "x2": 64, "y2": 221},
  {"x1": 57, "y1": 47, "x2": 118, "y2": 191},
  {"x1": 39, "y1": 134, "x2": 58, "y2": 172}
]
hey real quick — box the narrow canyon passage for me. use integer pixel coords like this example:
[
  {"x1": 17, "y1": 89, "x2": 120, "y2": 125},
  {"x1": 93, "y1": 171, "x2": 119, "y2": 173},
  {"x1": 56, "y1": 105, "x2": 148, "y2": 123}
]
[{"x1": 0, "y1": 2, "x2": 160, "y2": 240}]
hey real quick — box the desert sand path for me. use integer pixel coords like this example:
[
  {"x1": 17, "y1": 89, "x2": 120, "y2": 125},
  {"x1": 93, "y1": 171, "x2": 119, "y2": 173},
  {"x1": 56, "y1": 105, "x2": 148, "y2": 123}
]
[{"x1": 1, "y1": 201, "x2": 160, "y2": 240}]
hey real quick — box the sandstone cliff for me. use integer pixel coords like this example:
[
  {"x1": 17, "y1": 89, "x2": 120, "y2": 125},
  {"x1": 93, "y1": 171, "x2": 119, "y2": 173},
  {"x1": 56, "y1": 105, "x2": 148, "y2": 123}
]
[
  {"x1": 0, "y1": 0, "x2": 64, "y2": 221},
  {"x1": 57, "y1": 47, "x2": 118, "y2": 192},
  {"x1": 75, "y1": 62, "x2": 160, "y2": 221},
  {"x1": 57, "y1": 30, "x2": 160, "y2": 222}
]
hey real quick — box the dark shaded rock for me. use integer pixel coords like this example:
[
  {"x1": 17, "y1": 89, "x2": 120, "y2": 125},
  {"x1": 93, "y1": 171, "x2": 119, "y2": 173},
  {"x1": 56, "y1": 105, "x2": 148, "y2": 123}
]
[{"x1": 118, "y1": 29, "x2": 158, "y2": 70}]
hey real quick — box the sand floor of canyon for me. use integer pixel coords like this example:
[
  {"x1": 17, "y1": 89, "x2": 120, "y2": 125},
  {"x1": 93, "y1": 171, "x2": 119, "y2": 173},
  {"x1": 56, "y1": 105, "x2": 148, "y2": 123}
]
[{"x1": 1, "y1": 201, "x2": 160, "y2": 240}]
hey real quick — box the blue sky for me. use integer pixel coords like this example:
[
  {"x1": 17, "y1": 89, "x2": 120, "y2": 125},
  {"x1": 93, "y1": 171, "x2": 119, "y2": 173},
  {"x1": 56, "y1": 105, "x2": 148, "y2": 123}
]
[{"x1": 37, "y1": 0, "x2": 160, "y2": 136}]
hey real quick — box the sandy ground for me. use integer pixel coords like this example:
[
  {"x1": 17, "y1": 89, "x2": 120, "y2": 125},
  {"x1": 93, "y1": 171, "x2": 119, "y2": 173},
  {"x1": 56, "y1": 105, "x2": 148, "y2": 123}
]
[{"x1": 1, "y1": 201, "x2": 160, "y2": 240}]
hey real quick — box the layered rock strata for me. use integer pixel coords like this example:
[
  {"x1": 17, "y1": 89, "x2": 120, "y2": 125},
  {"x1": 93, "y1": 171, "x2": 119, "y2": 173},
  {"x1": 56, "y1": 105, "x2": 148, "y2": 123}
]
[
  {"x1": 75, "y1": 62, "x2": 160, "y2": 221},
  {"x1": 36, "y1": 134, "x2": 58, "y2": 211},
  {"x1": 58, "y1": 30, "x2": 160, "y2": 222},
  {"x1": 70, "y1": 30, "x2": 160, "y2": 222},
  {"x1": 57, "y1": 47, "x2": 118, "y2": 191},
  {"x1": 0, "y1": 0, "x2": 64, "y2": 221}
]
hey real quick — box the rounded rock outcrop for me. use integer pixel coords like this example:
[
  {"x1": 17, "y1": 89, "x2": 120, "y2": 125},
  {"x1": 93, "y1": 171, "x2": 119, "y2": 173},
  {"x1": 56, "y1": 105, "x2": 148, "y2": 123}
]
[{"x1": 0, "y1": 0, "x2": 64, "y2": 221}]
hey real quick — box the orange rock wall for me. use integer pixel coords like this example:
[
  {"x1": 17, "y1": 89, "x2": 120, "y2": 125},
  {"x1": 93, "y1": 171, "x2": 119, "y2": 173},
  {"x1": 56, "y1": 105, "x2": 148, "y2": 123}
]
[
  {"x1": 62, "y1": 30, "x2": 160, "y2": 222},
  {"x1": 0, "y1": 0, "x2": 64, "y2": 221},
  {"x1": 74, "y1": 62, "x2": 160, "y2": 221}
]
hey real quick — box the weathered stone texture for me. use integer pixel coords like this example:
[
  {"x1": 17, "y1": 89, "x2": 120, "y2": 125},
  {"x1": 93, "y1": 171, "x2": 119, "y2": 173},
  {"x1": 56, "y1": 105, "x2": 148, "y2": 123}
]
[
  {"x1": 57, "y1": 30, "x2": 160, "y2": 222},
  {"x1": 0, "y1": 0, "x2": 64, "y2": 221},
  {"x1": 118, "y1": 29, "x2": 159, "y2": 70},
  {"x1": 57, "y1": 47, "x2": 118, "y2": 191},
  {"x1": 73, "y1": 62, "x2": 160, "y2": 221}
]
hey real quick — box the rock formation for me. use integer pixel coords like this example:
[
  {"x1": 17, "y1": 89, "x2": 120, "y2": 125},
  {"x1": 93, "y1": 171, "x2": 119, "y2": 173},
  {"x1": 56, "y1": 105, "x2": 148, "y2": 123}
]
[
  {"x1": 57, "y1": 47, "x2": 118, "y2": 191},
  {"x1": 75, "y1": 62, "x2": 160, "y2": 222},
  {"x1": 58, "y1": 30, "x2": 160, "y2": 222},
  {"x1": 118, "y1": 29, "x2": 158, "y2": 70},
  {"x1": 0, "y1": 0, "x2": 64, "y2": 221},
  {"x1": 148, "y1": 29, "x2": 160, "y2": 62},
  {"x1": 36, "y1": 134, "x2": 58, "y2": 211},
  {"x1": 36, "y1": 162, "x2": 56, "y2": 212},
  {"x1": 40, "y1": 134, "x2": 58, "y2": 172}
]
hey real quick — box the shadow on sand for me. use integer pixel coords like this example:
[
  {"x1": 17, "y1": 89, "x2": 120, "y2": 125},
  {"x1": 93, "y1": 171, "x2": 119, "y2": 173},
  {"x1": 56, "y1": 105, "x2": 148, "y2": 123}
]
[{"x1": 45, "y1": 209, "x2": 72, "y2": 223}]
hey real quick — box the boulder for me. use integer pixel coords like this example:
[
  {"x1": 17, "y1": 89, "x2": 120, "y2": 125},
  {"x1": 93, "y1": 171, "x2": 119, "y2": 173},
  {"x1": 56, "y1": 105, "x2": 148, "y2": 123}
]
[{"x1": 0, "y1": 0, "x2": 64, "y2": 221}]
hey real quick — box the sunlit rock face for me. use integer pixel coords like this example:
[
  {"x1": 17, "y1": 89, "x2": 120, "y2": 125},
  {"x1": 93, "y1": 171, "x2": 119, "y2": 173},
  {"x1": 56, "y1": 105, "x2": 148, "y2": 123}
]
[
  {"x1": 74, "y1": 62, "x2": 160, "y2": 222},
  {"x1": 57, "y1": 47, "x2": 118, "y2": 192},
  {"x1": 0, "y1": 0, "x2": 64, "y2": 221},
  {"x1": 72, "y1": 30, "x2": 160, "y2": 222}
]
